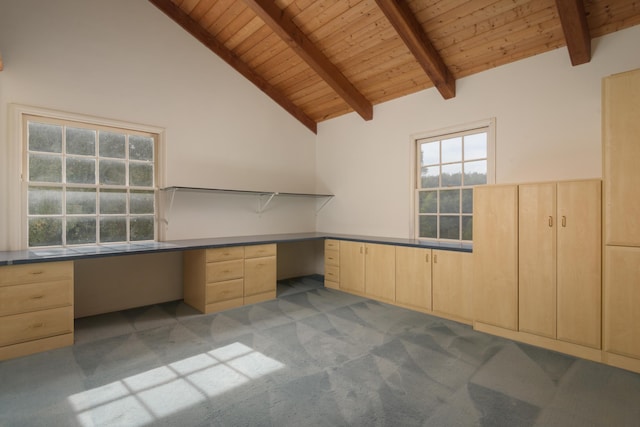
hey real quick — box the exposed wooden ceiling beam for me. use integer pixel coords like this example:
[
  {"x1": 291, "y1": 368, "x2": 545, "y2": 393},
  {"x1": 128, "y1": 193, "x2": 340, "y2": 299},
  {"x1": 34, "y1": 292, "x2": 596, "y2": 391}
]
[
  {"x1": 242, "y1": 0, "x2": 373, "y2": 121},
  {"x1": 148, "y1": 0, "x2": 317, "y2": 134},
  {"x1": 375, "y1": 0, "x2": 455, "y2": 100},
  {"x1": 554, "y1": 0, "x2": 591, "y2": 65}
]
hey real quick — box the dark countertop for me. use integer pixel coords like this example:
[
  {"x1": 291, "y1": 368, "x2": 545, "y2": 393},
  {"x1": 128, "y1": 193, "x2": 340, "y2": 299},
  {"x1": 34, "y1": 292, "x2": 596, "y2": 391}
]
[{"x1": 0, "y1": 232, "x2": 472, "y2": 266}]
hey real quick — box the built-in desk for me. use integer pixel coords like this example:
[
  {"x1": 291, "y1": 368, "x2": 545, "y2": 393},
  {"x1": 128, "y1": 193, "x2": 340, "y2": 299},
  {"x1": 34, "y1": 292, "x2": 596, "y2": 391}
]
[{"x1": 0, "y1": 233, "x2": 471, "y2": 361}]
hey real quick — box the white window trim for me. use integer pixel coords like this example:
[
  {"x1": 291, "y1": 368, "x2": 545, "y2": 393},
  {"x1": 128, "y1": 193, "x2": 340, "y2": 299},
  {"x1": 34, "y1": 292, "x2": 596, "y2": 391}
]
[
  {"x1": 8, "y1": 104, "x2": 167, "y2": 250},
  {"x1": 408, "y1": 118, "x2": 496, "y2": 240}
]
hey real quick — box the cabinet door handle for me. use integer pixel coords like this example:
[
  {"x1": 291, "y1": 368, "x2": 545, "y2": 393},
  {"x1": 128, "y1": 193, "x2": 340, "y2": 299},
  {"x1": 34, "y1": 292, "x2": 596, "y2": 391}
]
[
  {"x1": 562, "y1": 216, "x2": 566, "y2": 227},
  {"x1": 548, "y1": 216, "x2": 553, "y2": 227},
  {"x1": 433, "y1": 254, "x2": 437, "y2": 264},
  {"x1": 360, "y1": 246, "x2": 363, "y2": 254},
  {"x1": 425, "y1": 254, "x2": 429, "y2": 263}
]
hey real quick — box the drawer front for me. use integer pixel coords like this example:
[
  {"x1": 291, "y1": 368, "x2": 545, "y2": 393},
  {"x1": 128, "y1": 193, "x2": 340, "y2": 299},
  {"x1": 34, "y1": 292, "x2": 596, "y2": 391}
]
[
  {"x1": 325, "y1": 265, "x2": 340, "y2": 282},
  {"x1": 325, "y1": 249, "x2": 339, "y2": 266},
  {"x1": 244, "y1": 244, "x2": 277, "y2": 259},
  {"x1": 0, "y1": 306, "x2": 73, "y2": 347},
  {"x1": 206, "y1": 279, "x2": 244, "y2": 304},
  {"x1": 0, "y1": 280, "x2": 72, "y2": 316},
  {"x1": 207, "y1": 259, "x2": 244, "y2": 282},
  {"x1": 206, "y1": 246, "x2": 244, "y2": 262},
  {"x1": 325, "y1": 240, "x2": 340, "y2": 252},
  {"x1": 0, "y1": 262, "x2": 73, "y2": 286}
]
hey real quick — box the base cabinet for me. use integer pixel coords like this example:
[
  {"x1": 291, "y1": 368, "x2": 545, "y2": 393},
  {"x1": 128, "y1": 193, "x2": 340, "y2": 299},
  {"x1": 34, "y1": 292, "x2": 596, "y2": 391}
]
[
  {"x1": 432, "y1": 250, "x2": 473, "y2": 323},
  {"x1": 395, "y1": 246, "x2": 432, "y2": 311},
  {"x1": 324, "y1": 239, "x2": 340, "y2": 289},
  {"x1": 184, "y1": 244, "x2": 276, "y2": 313},
  {"x1": 0, "y1": 261, "x2": 74, "y2": 361},
  {"x1": 339, "y1": 241, "x2": 395, "y2": 303}
]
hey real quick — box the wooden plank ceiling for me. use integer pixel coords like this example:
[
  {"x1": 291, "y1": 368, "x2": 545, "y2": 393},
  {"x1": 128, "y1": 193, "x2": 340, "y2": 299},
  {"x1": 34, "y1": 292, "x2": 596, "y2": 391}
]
[{"x1": 150, "y1": 0, "x2": 640, "y2": 133}]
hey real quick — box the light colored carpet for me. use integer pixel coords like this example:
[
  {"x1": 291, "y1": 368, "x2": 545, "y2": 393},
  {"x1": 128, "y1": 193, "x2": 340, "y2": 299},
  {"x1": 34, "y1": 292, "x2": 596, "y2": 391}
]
[{"x1": 1, "y1": 276, "x2": 639, "y2": 426}]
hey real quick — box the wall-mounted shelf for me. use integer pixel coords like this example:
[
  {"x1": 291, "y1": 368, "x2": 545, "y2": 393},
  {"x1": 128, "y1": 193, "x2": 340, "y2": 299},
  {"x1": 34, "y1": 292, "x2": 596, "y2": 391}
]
[{"x1": 159, "y1": 186, "x2": 334, "y2": 224}]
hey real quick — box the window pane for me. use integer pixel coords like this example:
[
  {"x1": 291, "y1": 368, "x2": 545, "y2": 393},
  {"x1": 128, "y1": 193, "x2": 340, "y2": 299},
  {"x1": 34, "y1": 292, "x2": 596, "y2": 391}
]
[
  {"x1": 99, "y1": 131, "x2": 126, "y2": 158},
  {"x1": 130, "y1": 162, "x2": 153, "y2": 187},
  {"x1": 464, "y1": 160, "x2": 487, "y2": 185},
  {"x1": 130, "y1": 191, "x2": 154, "y2": 214},
  {"x1": 441, "y1": 163, "x2": 462, "y2": 187},
  {"x1": 28, "y1": 122, "x2": 62, "y2": 153},
  {"x1": 100, "y1": 216, "x2": 127, "y2": 242},
  {"x1": 67, "y1": 188, "x2": 96, "y2": 214},
  {"x1": 67, "y1": 217, "x2": 96, "y2": 245},
  {"x1": 66, "y1": 157, "x2": 96, "y2": 184},
  {"x1": 420, "y1": 141, "x2": 439, "y2": 166},
  {"x1": 29, "y1": 186, "x2": 62, "y2": 215},
  {"x1": 29, "y1": 217, "x2": 63, "y2": 247},
  {"x1": 99, "y1": 159, "x2": 126, "y2": 185},
  {"x1": 441, "y1": 137, "x2": 462, "y2": 163},
  {"x1": 66, "y1": 127, "x2": 96, "y2": 155},
  {"x1": 462, "y1": 189, "x2": 473, "y2": 214},
  {"x1": 440, "y1": 189, "x2": 460, "y2": 213},
  {"x1": 419, "y1": 215, "x2": 437, "y2": 239},
  {"x1": 29, "y1": 154, "x2": 62, "y2": 183},
  {"x1": 130, "y1": 216, "x2": 154, "y2": 241},
  {"x1": 129, "y1": 135, "x2": 154, "y2": 161},
  {"x1": 464, "y1": 133, "x2": 487, "y2": 160},
  {"x1": 418, "y1": 191, "x2": 437, "y2": 214},
  {"x1": 440, "y1": 215, "x2": 460, "y2": 240},
  {"x1": 462, "y1": 216, "x2": 473, "y2": 241},
  {"x1": 420, "y1": 166, "x2": 439, "y2": 188},
  {"x1": 100, "y1": 190, "x2": 127, "y2": 214}
]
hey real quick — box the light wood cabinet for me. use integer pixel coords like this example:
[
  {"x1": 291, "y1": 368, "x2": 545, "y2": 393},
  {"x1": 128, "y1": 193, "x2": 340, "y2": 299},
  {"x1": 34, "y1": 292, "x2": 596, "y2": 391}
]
[
  {"x1": 518, "y1": 180, "x2": 601, "y2": 348},
  {"x1": 432, "y1": 250, "x2": 473, "y2": 322},
  {"x1": 339, "y1": 241, "x2": 395, "y2": 302},
  {"x1": 603, "y1": 68, "x2": 640, "y2": 246},
  {"x1": 604, "y1": 246, "x2": 640, "y2": 360},
  {"x1": 324, "y1": 239, "x2": 340, "y2": 289},
  {"x1": 395, "y1": 246, "x2": 432, "y2": 311},
  {"x1": 244, "y1": 244, "x2": 277, "y2": 304},
  {"x1": 473, "y1": 184, "x2": 519, "y2": 330},
  {"x1": 0, "y1": 261, "x2": 74, "y2": 361},
  {"x1": 184, "y1": 244, "x2": 276, "y2": 313}
]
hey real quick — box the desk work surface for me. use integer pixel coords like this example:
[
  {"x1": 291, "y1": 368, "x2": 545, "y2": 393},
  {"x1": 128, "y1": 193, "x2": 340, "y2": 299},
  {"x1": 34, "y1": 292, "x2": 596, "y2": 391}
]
[{"x1": 0, "y1": 232, "x2": 471, "y2": 266}]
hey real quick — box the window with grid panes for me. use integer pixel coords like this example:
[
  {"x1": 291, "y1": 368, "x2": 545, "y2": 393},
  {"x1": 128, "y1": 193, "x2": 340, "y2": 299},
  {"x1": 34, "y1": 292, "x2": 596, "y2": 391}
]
[
  {"x1": 416, "y1": 126, "x2": 491, "y2": 242},
  {"x1": 24, "y1": 115, "x2": 158, "y2": 247}
]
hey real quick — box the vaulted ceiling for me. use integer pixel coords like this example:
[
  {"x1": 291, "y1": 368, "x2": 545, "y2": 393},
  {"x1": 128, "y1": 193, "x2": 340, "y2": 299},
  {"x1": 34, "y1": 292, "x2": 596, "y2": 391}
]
[{"x1": 150, "y1": 0, "x2": 640, "y2": 133}]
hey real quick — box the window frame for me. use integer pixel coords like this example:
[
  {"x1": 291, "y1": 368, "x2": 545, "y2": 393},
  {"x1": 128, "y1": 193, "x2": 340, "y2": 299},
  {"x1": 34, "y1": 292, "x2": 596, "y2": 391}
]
[
  {"x1": 9, "y1": 104, "x2": 166, "y2": 250},
  {"x1": 411, "y1": 118, "x2": 496, "y2": 243}
]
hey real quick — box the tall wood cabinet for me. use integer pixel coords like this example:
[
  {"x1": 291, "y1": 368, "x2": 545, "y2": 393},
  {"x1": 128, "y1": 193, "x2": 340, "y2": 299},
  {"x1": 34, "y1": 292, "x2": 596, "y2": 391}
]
[
  {"x1": 518, "y1": 180, "x2": 601, "y2": 349},
  {"x1": 603, "y1": 68, "x2": 640, "y2": 373},
  {"x1": 473, "y1": 184, "x2": 519, "y2": 330}
]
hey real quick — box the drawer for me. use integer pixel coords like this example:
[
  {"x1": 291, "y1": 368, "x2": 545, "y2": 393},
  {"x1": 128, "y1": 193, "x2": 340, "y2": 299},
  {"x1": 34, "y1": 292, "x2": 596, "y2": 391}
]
[
  {"x1": 207, "y1": 259, "x2": 244, "y2": 282},
  {"x1": 325, "y1": 239, "x2": 340, "y2": 252},
  {"x1": 0, "y1": 262, "x2": 73, "y2": 286},
  {"x1": 0, "y1": 279, "x2": 72, "y2": 316},
  {"x1": 325, "y1": 249, "x2": 339, "y2": 266},
  {"x1": 206, "y1": 246, "x2": 244, "y2": 262},
  {"x1": 0, "y1": 306, "x2": 73, "y2": 347},
  {"x1": 325, "y1": 265, "x2": 340, "y2": 282},
  {"x1": 244, "y1": 244, "x2": 276, "y2": 259},
  {"x1": 206, "y1": 279, "x2": 244, "y2": 304}
]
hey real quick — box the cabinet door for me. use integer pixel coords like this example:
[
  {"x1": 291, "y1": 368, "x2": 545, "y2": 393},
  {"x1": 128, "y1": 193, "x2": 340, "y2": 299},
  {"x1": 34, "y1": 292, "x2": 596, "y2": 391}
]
[
  {"x1": 395, "y1": 246, "x2": 431, "y2": 311},
  {"x1": 244, "y1": 256, "x2": 276, "y2": 300},
  {"x1": 557, "y1": 180, "x2": 601, "y2": 348},
  {"x1": 603, "y1": 69, "x2": 640, "y2": 246},
  {"x1": 364, "y1": 244, "x2": 395, "y2": 302},
  {"x1": 339, "y1": 241, "x2": 365, "y2": 294},
  {"x1": 518, "y1": 183, "x2": 557, "y2": 338},
  {"x1": 473, "y1": 185, "x2": 519, "y2": 330},
  {"x1": 604, "y1": 246, "x2": 640, "y2": 359},
  {"x1": 432, "y1": 250, "x2": 473, "y2": 322}
]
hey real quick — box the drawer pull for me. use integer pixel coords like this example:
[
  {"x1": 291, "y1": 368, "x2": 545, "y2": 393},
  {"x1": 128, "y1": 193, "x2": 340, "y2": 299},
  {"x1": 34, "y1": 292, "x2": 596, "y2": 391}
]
[
  {"x1": 30, "y1": 271, "x2": 44, "y2": 275},
  {"x1": 31, "y1": 295, "x2": 45, "y2": 300},
  {"x1": 31, "y1": 322, "x2": 44, "y2": 329}
]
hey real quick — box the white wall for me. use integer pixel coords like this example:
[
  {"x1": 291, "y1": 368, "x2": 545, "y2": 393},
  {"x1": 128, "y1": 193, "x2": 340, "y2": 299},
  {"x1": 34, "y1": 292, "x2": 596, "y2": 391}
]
[
  {"x1": 0, "y1": 0, "x2": 318, "y2": 315},
  {"x1": 316, "y1": 25, "x2": 640, "y2": 238},
  {"x1": 0, "y1": 0, "x2": 318, "y2": 252}
]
